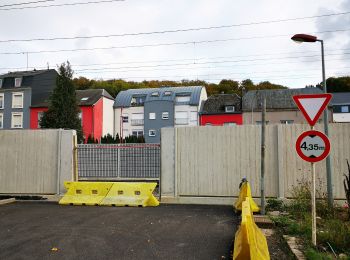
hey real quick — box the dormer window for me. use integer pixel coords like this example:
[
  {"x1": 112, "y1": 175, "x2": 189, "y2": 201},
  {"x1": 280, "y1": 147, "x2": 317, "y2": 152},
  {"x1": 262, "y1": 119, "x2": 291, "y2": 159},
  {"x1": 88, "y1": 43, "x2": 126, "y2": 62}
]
[
  {"x1": 225, "y1": 106, "x2": 235, "y2": 112},
  {"x1": 151, "y1": 91, "x2": 160, "y2": 97},
  {"x1": 163, "y1": 91, "x2": 172, "y2": 96},
  {"x1": 81, "y1": 97, "x2": 89, "y2": 101},
  {"x1": 130, "y1": 95, "x2": 146, "y2": 106},
  {"x1": 15, "y1": 78, "x2": 22, "y2": 87}
]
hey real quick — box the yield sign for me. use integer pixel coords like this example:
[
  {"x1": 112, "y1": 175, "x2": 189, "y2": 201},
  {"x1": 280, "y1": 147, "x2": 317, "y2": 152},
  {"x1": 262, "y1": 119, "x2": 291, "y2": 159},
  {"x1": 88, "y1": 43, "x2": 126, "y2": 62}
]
[{"x1": 292, "y1": 93, "x2": 332, "y2": 126}]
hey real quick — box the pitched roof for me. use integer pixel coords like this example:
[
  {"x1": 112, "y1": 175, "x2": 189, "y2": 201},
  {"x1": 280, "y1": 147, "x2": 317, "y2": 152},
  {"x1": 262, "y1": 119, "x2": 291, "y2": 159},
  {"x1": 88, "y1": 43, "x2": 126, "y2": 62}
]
[
  {"x1": 114, "y1": 86, "x2": 205, "y2": 107},
  {"x1": 200, "y1": 94, "x2": 241, "y2": 114},
  {"x1": 330, "y1": 92, "x2": 350, "y2": 105},
  {"x1": 77, "y1": 89, "x2": 114, "y2": 106},
  {"x1": 0, "y1": 69, "x2": 53, "y2": 79},
  {"x1": 242, "y1": 87, "x2": 323, "y2": 111}
]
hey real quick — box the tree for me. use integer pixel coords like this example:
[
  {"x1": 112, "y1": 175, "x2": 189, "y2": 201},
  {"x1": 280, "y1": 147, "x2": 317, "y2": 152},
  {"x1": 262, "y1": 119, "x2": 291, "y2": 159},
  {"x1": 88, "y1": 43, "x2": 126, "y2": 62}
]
[
  {"x1": 40, "y1": 62, "x2": 83, "y2": 143},
  {"x1": 326, "y1": 76, "x2": 350, "y2": 92}
]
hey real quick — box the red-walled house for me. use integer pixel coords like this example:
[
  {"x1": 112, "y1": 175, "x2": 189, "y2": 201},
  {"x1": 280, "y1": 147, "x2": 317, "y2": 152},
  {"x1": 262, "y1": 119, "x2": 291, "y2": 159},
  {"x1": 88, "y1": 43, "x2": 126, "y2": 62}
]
[
  {"x1": 30, "y1": 89, "x2": 114, "y2": 141},
  {"x1": 199, "y1": 94, "x2": 243, "y2": 126}
]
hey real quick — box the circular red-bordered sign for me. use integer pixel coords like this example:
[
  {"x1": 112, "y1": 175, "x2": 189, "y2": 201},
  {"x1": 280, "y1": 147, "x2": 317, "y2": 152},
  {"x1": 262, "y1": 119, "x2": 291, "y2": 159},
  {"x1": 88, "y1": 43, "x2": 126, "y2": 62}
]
[{"x1": 295, "y1": 130, "x2": 331, "y2": 163}]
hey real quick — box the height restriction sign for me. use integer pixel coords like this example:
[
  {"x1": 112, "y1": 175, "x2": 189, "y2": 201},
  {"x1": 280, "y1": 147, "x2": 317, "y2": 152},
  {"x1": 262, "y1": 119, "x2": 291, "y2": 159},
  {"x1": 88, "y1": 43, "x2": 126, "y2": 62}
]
[{"x1": 295, "y1": 130, "x2": 331, "y2": 163}]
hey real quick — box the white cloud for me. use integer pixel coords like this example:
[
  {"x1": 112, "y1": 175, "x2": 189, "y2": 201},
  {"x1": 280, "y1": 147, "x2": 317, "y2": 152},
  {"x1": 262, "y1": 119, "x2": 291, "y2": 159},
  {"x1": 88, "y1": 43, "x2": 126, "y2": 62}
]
[{"x1": 0, "y1": 0, "x2": 348, "y2": 88}]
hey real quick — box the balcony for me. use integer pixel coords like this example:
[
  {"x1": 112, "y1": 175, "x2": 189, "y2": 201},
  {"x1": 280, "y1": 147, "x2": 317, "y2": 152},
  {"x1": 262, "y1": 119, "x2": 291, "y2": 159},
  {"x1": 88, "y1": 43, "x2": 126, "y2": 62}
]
[
  {"x1": 175, "y1": 118, "x2": 188, "y2": 125},
  {"x1": 131, "y1": 119, "x2": 144, "y2": 126}
]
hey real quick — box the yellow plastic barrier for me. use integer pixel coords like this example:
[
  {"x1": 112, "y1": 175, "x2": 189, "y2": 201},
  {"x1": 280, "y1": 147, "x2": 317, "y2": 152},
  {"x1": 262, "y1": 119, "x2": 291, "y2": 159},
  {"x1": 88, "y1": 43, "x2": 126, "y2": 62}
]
[
  {"x1": 234, "y1": 181, "x2": 260, "y2": 213},
  {"x1": 233, "y1": 198, "x2": 270, "y2": 260},
  {"x1": 59, "y1": 182, "x2": 113, "y2": 206},
  {"x1": 100, "y1": 182, "x2": 159, "y2": 207}
]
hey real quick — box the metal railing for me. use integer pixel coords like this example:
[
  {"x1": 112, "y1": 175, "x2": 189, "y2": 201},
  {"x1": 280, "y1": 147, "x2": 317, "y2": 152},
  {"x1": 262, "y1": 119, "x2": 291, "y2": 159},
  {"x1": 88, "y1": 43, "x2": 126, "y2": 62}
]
[
  {"x1": 77, "y1": 143, "x2": 160, "y2": 180},
  {"x1": 130, "y1": 119, "x2": 144, "y2": 126}
]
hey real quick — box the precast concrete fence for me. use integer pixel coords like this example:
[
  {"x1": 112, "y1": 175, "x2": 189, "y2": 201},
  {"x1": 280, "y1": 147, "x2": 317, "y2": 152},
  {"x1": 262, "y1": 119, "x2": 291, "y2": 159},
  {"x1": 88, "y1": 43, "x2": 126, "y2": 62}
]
[
  {"x1": 161, "y1": 124, "x2": 350, "y2": 204},
  {"x1": 0, "y1": 129, "x2": 76, "y2": 195}
]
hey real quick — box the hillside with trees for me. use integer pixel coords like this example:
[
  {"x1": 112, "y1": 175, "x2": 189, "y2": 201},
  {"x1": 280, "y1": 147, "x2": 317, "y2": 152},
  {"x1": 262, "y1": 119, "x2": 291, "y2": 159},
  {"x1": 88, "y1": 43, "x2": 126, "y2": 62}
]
[{"x1": 73, "y1": 77, "x2": 288, "y2": 97}]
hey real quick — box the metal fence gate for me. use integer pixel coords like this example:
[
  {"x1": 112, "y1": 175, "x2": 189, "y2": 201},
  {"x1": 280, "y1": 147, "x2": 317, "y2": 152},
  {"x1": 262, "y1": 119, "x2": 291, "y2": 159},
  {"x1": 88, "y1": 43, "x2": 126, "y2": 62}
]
[{"x1": 77, "y1": 143, "x2": 161, "y2": 180}]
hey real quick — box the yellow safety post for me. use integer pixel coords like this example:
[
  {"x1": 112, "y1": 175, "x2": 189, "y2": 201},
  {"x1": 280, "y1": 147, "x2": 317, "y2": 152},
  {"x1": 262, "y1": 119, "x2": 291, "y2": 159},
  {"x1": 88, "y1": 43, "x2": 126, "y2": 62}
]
[
  {"x1": 59, "y1": 182, "x2": 113, "y2": 206},
  {"x1": 233, "y1": 198, "x2": 270, "y2": 260},
  {"x1": 100, "y1": 182, "x2": 159, "y2": 207},
  {"x1": 234, "y1": 181, "x2": 259, "y2": 213}
]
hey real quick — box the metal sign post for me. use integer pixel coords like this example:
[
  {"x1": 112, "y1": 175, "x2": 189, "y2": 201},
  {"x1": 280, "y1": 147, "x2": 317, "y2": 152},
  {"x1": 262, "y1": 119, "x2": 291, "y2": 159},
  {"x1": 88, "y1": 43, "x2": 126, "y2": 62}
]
[
  {"x1": 293, "y1": 93, "x2": 332, "y2": 247},
  {"x1": 295, "y1": 129, "x2": 330, "y2": 246}
]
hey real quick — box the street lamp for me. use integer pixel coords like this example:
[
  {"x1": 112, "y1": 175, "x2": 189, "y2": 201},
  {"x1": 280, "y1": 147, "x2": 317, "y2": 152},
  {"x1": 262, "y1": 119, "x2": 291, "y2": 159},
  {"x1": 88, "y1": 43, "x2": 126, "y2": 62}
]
[{"x1": 291, "y1": 33, "x2": 333, "y2": 207}]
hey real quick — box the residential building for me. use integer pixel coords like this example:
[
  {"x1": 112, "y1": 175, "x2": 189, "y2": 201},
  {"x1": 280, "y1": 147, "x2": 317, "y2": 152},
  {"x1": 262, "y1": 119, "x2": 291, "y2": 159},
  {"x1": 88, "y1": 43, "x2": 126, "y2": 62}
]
[
  {"x1": 199, "y1": 94, "x2": 243, "y2": 126},
  {"x1": 114, "y1": 86, "x2": 207, "y2": 143},
  {"x1": 242, "y1": 87, "x2": 331, "y2": 124},
  {"x1": 331, "y1": 92, "x2": 350, "y2": 123},
  {"x1": 0, "y1": 69, "x2": 57, "y2": 130},
  {"x1": 30, "y1": 89, "x2": 114, "y2": 141}
]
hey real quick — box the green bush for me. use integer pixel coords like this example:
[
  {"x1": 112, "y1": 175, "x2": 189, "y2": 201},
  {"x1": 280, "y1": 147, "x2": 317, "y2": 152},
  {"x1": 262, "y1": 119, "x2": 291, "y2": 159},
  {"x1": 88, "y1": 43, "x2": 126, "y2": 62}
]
[
  {"x1": 266, "y1": 198, "x2": 285, "y2": 212},
  {"x1": 318, "y1": 219, "x2": 350, "y2": 253},
  {"x1": 305, "y1": 248, "x2": 332, "y2": 260}
]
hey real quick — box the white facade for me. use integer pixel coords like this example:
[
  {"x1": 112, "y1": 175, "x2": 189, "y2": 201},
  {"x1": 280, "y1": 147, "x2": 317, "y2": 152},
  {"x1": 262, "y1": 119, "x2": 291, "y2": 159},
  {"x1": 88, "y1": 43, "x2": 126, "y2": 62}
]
[
  {"x1": 102, "y1": 97, "x2": 114, "y2": 136},
  {"x1": 114, "y1": 106, "x2": 144, "y2": 138}
]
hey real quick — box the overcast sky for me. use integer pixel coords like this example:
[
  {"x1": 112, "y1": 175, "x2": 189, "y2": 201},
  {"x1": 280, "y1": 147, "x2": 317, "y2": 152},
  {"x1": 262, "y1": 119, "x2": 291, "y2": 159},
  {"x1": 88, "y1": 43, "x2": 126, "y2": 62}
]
[{"x1": 0, "y1": 0, "x2": 349, "y2": 89}]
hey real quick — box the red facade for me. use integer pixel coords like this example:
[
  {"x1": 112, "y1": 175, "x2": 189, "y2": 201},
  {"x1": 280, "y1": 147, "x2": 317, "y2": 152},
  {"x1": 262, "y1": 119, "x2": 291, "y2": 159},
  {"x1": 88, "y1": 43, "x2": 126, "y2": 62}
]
[
  {"x1": 30, "y1": 98, "x2": 104, "y2": 142},
  {"x1": 200, "y1": 113, "x2": 243, "y2": 126}
]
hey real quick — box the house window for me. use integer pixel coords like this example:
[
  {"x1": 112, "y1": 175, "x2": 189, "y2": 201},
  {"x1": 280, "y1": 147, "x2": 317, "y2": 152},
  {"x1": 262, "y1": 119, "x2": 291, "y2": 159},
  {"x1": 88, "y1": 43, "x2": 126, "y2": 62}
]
[
  {"x1": 132, "y1": 130, "x2": 143, "y2": 138},
  {"x1": 224, "y1": 122, "x2": 237, "y2": 126},
  {"x1": 38, "y1": 112, "x2": 44, "y2": 128},
  {"x1": 280, "y1": 120, "x2": 294, "y2": 124},
  {"x1": 162, "y1": 112, "x2": 169, "y2": 120},
  {"x1": 12, "y1": 92, "x2": 23, "y2": 108},
  {"x1": 175, "y1": 111, "x2": 188, "y2": 125},
  {"x1": 15, "y1": 78, "x2": 22, "y2": 87},
  {"x1": 0, "y1": 94, "x2": 4, "y2": 109},
  {"x1": 151, "y1": 92, "x2": 160, "y2": 97},
  {"x1": 0, "y1": 113, "x2": 3, "y2": 129},
  {"x1": 0, "y1": 79, "x2": 2, "y2": 88},
  {"x1": 11, "y1": 112, "x2": 23, "y2": 128},
  {"x1": 149, "y1": 129, "x2": 156, "y2": 137},
  {"x1": 163, "y1": 91, "x2": 172, "y2": 96},
  {"x1": 122, "y1": 116, "x2": 128, "y2": 123},
  {"x1": 149, "y1": 112, "x2": 156, "y2": 120},
  {"x1": 225, "y1": 106, "x2": 235, "y2": 112},
  {"x1": 175, "y1": 95, "x2": 191, "y2": 103},
  {"x1": 341, "y1": 106, "x2": 349, "y2": 113}
]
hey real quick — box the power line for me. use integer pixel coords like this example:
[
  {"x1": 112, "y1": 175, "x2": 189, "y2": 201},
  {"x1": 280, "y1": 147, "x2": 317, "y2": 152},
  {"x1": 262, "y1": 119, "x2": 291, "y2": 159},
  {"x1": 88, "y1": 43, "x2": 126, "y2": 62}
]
[
  {"x1": 72, "y1": 52, "x2": 350, "y2": 72},
  {"x1": 1, "y1": 10, "x2": 350, "y2": 42},
  {"x1": 1, "y1": 28, "x2": 350, "y2": 55},
  {"x1": 0, "y1": 0, "x2": 124, "y2": 11},
  {"x1": 0, "y1": 0, "x2": 54, "y2": 8}
]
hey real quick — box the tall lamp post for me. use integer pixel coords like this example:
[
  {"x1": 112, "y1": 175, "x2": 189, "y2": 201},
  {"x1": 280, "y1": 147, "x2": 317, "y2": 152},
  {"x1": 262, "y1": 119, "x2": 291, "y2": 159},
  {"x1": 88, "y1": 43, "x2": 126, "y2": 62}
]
[{"x1": 291, "y1": 34, "x2": 333, "y2": 207}]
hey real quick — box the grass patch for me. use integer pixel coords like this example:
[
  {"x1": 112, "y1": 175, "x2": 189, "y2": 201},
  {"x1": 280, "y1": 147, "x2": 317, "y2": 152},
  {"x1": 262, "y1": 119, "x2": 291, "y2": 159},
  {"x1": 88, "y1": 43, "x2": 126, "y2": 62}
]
[{"x1": 268, "y1": 177, "x2": 350, "y2": 259}]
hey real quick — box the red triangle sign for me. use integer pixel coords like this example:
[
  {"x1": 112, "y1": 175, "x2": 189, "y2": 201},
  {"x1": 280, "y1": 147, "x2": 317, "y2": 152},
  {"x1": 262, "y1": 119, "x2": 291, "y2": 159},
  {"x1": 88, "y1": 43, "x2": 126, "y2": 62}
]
[{"x1": 292, "y1": 93, "x2": 332, "y2": 126}]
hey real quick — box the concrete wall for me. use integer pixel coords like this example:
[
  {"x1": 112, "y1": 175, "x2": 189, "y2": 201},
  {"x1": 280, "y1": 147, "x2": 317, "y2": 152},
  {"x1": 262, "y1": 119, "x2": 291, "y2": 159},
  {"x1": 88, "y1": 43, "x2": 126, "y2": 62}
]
[
  {"x1": 161, "y1": 124, "x2": 349, "y2": 203},
  {"x1": 0, "y1": 129, "x2": 75, "y2": 195}
]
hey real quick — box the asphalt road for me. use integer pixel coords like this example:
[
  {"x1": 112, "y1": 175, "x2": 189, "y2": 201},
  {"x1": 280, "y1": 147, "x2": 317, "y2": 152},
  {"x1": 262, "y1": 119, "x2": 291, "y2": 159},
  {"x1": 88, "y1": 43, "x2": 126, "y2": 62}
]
[{"x1": 0, "y1": 202, "x2": 237, "y2": 260}]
